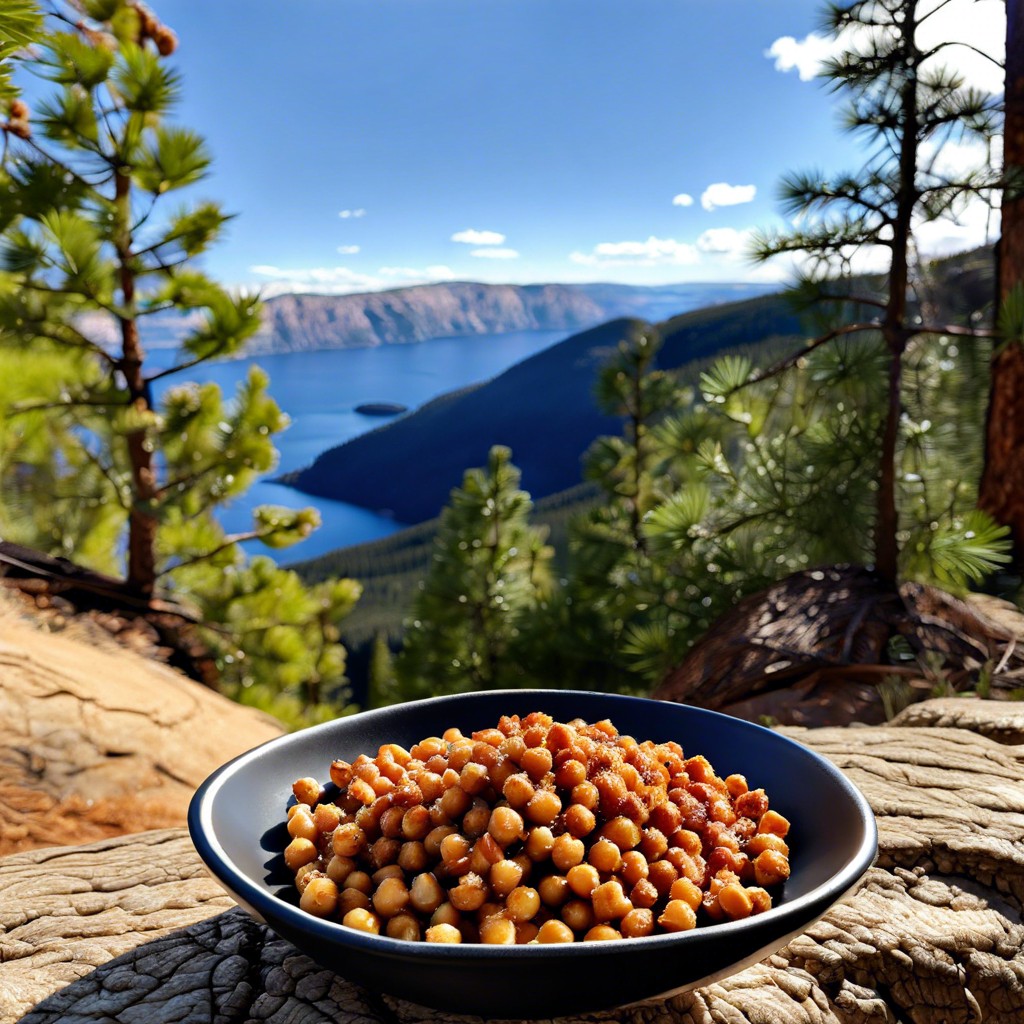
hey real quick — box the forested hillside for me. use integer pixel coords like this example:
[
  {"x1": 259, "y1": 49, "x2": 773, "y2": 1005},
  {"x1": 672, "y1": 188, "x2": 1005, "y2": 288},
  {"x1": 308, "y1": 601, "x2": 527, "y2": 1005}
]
[{"x1": 283, "y1": 293, "x2": 805, "y2": 523}]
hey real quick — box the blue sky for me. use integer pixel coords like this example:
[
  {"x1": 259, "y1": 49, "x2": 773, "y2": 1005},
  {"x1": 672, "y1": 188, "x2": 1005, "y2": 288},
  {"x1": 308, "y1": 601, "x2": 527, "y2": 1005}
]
[{"x1": 150, "y1": 0, "x2": 1005, "y2": 294}]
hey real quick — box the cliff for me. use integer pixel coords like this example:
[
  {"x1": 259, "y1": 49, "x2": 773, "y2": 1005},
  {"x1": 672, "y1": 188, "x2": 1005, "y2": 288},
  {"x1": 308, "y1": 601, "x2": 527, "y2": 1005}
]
[{"x1": 244, "y1": 281, "x2": 766, "y2": 355}]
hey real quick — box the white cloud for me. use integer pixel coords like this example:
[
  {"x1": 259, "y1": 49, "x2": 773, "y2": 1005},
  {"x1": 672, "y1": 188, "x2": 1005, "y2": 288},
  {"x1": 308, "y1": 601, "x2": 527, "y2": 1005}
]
[
  {"x1": 451, "y1": 228, "x2": 506, "y2": 246},
  {"x1": 768, "y1": 1, "x2": 1005, "y2": 93},
  {"x1": 766, "y1": 33, "x2": 836, "y2": 82},
  {"x1": 570, "y1": 236, "x2": 700, "y2": 267},
  {"x1": 672, "y1": 193, "x2": 694, "y2": 207},
  {"x1": 249, "y1": 263, "x2": 454, "y2": 296},
  {"x1": 696, "y1": 227, "x2": 753, "y2": 257},
  {"x1": 338, "y1": 209, "x2": 366, "y2": 219},
  {"x1": 701, "y1": 183, "x2": 757, "y2": 211},
  {"x1": 336, "y1": 245, "x2": 361, "y2": 255},
  {"x1": 470, "y1": 247, "x2": 519, "y2": 259}
]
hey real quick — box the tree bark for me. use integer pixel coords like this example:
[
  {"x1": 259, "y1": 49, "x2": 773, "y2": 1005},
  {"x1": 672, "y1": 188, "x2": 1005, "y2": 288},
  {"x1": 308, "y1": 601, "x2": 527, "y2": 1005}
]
[
  {"x1": 979, "y1": 0, "x2": 1024, "y2": 563},
  {"x1": 114, "y1": 169, "x2": 159, "y2": 599}
]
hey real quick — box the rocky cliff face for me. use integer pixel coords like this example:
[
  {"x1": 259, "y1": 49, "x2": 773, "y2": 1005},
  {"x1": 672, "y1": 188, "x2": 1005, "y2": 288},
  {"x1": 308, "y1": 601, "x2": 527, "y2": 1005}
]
[{"x1": 248, "y1": 283, "x2": 639, "y2": 354}]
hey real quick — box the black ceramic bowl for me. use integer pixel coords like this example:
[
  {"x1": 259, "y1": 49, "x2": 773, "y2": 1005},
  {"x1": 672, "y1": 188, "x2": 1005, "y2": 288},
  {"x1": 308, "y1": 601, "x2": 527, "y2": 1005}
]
[{"x1": 189, "y1": 690, "x2": 876, "y2": 1018}]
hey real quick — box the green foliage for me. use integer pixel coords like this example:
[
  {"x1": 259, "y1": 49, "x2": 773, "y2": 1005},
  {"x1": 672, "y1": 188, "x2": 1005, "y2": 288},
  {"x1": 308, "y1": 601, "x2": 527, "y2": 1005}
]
[
  {"x1": 0, "y1": 0, "x2": 41, "y2": 102},
  {"x1": 394, "y1": 446, "x2": 554, "y2": 700},
  {"x1": 0, "y1": 3, "x2": 358, "y2": 728}
]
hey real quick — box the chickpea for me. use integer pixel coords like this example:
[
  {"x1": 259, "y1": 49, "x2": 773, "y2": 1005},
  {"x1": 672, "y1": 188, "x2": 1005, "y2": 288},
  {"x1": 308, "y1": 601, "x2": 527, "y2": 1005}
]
[
  {"x1": 287, "y1": 809, "x2": 318, "y2": 843},
  {"x1": 571, "y1": 781, "x2": 600, "y2": 811},
  {"x1": 292, "y1": 777, "x2": 322, "y2": 807},
  {"x1": 462, "y1": 798, "x2": 491, "y2": 838},
  {"x1": 332, "y1": 823, "x2": 367, "y2": 858},
  {"x1": 537, "y1": 919, "x2": 575, "y2": 943},
  {"x1": 430, "y1": 902, "x2": 461, "y2": 928},
  {"x1": 717, "y1": 882, "x2": 754, "y2": 920},
  {"x1": 287, "y1": 714, "x2": 793, "y2": 944},
  {"x1": 629, "y1": 878, "x2": 658, "y2": 909},
  {"x1": 490, "y1": 859, "x2": 524, "y2": 897},
  {"x1": 372, "y1": 875, "x2": 410, "y2": 918},
  {"x1": 669, "y1": 876, "x2": 703, "y2": 911},
  {"x1": 299, "y1": 876, "x2": 338, "y2": 917},
  {"x1": 409, "y1": 872, "x2": 445, "y2": 914},
  {"x1": 342, "y1": 907, "x2": 380, "y2": 934},
  {"x1": 284, "y1": 837, "x2": 318, "y2": 872},
  {"x1": 620, "y1": 908, "x2": 655, "y2": 938},
  {"x1": 538, "y1": 874, "x2": 570, "y2": 908},
  {"x1": 505, "y1": 886, "x2": 540, "y2": 923},
  {"x1": 658, "y1": 899, "x2": 697, "y2": 932},
  {"x1": 338, "y1": 887, "x2": 371, "y2": 917},
  {"x1": 488, "y1": 806, "x2": 524, "y2": 846},
  {"x1": 566, "y1": 863, "x2": 600, "y2": 899},
  {"x1": 368, "y1": 837, "x2": 401, "y2": 870},
  {"x1": 345, "y1": 870, "x2": 373, "y2": 895},
  {"x1": 591, "y1": 880, "x2": 632, "y2": 922},
  {"x1": 440, "y1": 784, "x2": 471, "y2": 820},
  {"x1": 600, "y1": 815, "x2": 641, "y2": 851},
  {"x1": 294, "y1": 863, "x2": 320, "y2": 894},
  {"x1": 525, "y1": 789, "x2": 561, "y2": 826},
  {"x1": 386, "y1": 913, "x2": 421, "y2": 942},
  {"x1": 450, "y1": 875, "x2": 488, "y2": 913},
  {"x1": 478, "y1": 915, "x2": 516, "y2": 945},
  {"x1": 563, "y1": 803, "x2": 597, "y2": 838},
  {"x1": 754, "y1": 850, "x2": 791, "y2": 887},
  {"x1": 326, "y1": 854, "x2": 357, "y2": 886},
  {"x1": 525, "y1": 825, "x2": 555, "y2": 861},
  {"x1": 520, "y1": 746, "x2": 553, "y2": 781},
  {"x1": 502, "y1": 773, "x2": 535, "y2": 809},
  {"x1": 554, "y1": 757, "x2": 587, "y2": 789},
  {"x1": 551, "y1": 834, "x2": 585, "y2": 871},
  {"x1": 425, "y1": 923, "x2": 462, "y2": 944},
  {"x1": 424, "y1": 824, "x2": 458, "y2": 859},
  {"x1": 757, "y1": 809, "x2": 789, "y2": 841},
  {"x1": 588, "y1": 838, "x2": 622, "y2": 874},
  {"x1": 620, "y1": 850, "x2": 649, "y2": 887}
]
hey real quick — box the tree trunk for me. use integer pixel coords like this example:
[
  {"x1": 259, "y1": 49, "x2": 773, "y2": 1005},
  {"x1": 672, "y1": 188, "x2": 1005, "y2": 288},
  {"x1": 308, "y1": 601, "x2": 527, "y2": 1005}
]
[
  {"x1": 979, "y1": 0, "x2": 1024, "y2": 564},
  {"x1": 875, "y1": 33, "x2": 920, "y2": 582},
  {"x1": 114, "y1": 169, "x2": 159, "y2": 600}
]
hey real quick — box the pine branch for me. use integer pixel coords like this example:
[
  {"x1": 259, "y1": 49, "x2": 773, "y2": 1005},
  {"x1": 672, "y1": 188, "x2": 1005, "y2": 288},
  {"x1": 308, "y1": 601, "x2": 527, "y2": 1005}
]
[
  {"x1": 156, "y1": 531, "x2": 263, "y2": 577},
  {"x1": 741, "y1": 320, "x2": 884, "y2": 389}
]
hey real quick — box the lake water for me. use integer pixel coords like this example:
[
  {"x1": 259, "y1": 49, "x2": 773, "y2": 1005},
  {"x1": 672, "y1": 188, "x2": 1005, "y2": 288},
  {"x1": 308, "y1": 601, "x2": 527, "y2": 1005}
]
[{"x1": 150, "y1": 329, "x2": 567, "y2": 562}]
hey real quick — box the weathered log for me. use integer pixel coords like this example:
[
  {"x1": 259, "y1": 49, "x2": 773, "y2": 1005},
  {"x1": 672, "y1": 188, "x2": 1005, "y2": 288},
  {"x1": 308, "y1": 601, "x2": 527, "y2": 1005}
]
[
  {"x1": 654, "y1": 566, "x2": 1024, "y2": 726},
  {"x1": 0, "y1": 596, "x2": 282, "y2": 855},
  {"x1": 2, "y1": 704, "x2": 1022, "y2": 1024}
]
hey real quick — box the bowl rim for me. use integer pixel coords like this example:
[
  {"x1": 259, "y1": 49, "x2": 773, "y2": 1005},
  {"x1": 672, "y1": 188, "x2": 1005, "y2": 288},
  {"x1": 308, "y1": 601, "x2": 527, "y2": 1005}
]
[{"x1": 189, "y1": 689, "x2": 878, "y2": 961}]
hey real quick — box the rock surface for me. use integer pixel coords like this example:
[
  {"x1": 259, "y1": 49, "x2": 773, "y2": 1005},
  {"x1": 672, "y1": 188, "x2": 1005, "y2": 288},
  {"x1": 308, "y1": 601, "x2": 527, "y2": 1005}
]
[
  {"x1": 2, "y1": 699, "x2": 1022, "y2": 1024},
  {"x1": 0, "y1": 597, "x2": 283, "y2": 855}
]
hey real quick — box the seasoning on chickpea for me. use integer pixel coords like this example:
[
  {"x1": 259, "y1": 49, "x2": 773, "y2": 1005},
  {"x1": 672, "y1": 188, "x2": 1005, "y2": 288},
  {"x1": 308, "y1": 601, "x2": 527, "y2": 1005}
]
[{"x1": 285, "y1": 712, "x2": 792, "y2": 943}]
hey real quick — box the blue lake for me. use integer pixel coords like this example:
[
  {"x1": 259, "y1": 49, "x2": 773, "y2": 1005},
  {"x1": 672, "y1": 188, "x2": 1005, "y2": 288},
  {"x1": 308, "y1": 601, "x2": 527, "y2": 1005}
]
[{"x1": 150, "y1": 329, "x2": 567, "y2": 563}]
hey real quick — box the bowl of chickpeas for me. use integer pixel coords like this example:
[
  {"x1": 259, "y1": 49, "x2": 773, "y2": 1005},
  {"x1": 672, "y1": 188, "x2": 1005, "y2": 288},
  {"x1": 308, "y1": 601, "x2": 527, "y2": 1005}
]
[{"x1": 189, "y1": 690, "x2": 876, "y2": 1017}]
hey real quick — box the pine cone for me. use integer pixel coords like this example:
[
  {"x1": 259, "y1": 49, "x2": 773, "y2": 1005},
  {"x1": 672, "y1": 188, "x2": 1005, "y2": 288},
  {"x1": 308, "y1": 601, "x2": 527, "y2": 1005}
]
[
  {"x1": 9, "y1": 100, "x2": 28, "y2": 120},
  {"x1": 152, "y1": 25, "x2": 178, "y2": 56}
]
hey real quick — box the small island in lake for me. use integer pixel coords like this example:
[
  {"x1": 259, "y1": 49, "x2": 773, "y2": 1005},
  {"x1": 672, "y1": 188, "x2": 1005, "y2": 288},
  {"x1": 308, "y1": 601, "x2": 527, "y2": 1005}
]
[{"x1": 355, "y1": 402, "x2": 408, "y2": 417}]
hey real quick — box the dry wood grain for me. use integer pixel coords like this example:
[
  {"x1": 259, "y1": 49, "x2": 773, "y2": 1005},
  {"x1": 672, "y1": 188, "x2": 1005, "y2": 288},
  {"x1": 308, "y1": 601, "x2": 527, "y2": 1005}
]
[
  {"x1": 0, "y1": 598, "x2": 282, "y2": 854},
  {"x1": 2, "y1": 709, "x2": 1022, "y2": 1024}
]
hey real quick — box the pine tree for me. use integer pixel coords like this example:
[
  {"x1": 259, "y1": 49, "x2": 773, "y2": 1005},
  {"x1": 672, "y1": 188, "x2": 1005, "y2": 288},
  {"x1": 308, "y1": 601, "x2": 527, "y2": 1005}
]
[
  {"x1": 395, "y1": 446, "x2": 553, "y2": 699},
  {"x1": 0, "y1": 2, "x2": 358, "y2": 727},
  {"x1": 366, "y1": 631, "x2": 400, "y2": 708},
  {"x1": 747, "y1": 0, "x2": 1006, "y2": 583}
]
